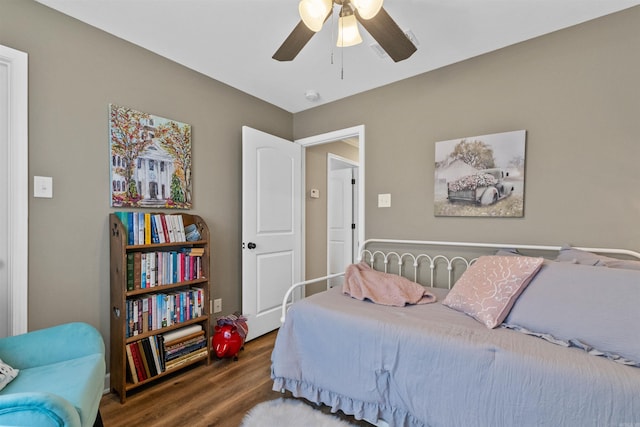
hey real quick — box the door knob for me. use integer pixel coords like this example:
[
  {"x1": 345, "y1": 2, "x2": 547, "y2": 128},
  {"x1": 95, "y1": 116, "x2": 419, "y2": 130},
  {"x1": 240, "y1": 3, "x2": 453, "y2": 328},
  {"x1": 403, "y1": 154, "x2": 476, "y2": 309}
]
[{"x1": 247, "y1": 242, "x2": 257, "y2": 249}]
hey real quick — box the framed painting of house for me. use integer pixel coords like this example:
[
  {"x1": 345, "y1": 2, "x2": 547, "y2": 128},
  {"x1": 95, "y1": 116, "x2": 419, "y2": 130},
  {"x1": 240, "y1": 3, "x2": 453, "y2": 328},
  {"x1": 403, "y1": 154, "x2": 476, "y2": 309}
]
[
  {"x1": 434, "y1": 130, "x2": 526, "y2": 217},
  {"x1": 109, "y1": 104, "x2": 192, "y2": 209}
]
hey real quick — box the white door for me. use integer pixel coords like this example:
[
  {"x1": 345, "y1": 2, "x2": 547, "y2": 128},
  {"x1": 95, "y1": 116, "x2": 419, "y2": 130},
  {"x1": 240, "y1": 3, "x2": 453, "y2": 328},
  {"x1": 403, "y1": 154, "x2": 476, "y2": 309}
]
[
  {"x1": 242, "y1": 126, "x2": 302, "y2": 341},
  {"x1": 327, "y1": 166, "x2": 355, "y2": 287}
]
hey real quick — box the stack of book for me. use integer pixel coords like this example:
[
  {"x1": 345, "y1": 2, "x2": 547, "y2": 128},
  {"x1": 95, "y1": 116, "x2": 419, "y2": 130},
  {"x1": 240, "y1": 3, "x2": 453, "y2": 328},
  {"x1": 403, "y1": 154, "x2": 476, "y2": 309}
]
[
  {"x1": 125, "y1": 325, "x2": 207, "y2": 384},
  {"x1": 125, "y1": 248, "x2": 205, "y2": 291},
  {"x1": 126, "y1": 287, "x2": 205, "y2": 338},
  {"x1": 114, "y1": 212, "x2": 198, "y2": 245},
  {"x1": 125, "y1": 335, "x2": 164, "y2": 384},
  {"x1": 162, "y1": 324, "x2": 208, "y2": 371}
]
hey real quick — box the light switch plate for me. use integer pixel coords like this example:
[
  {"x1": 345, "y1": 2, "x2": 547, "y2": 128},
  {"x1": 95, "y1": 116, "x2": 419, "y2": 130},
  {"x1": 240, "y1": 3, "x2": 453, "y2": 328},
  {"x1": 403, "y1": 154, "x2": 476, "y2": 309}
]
[
  {"x1": 378, "y1": 193, "x2": 391, "y2": 208},
  {"x1": 34, "y1": 176, "x2": 53, "y2": 198}
]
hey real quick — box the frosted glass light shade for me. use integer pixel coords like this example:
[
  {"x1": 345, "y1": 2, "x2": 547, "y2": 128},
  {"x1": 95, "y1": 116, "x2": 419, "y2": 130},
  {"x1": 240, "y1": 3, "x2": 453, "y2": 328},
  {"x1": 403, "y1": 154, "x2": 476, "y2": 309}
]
[
  {"x1": 299, "y1": 0, "x2": 332, "y2": 32},
  {"x1": 337, "y1": 15, "x2": 362, "y2": 47},
  {"x1": 353, "y1": 0, "x2": 383, "y2": 19}
]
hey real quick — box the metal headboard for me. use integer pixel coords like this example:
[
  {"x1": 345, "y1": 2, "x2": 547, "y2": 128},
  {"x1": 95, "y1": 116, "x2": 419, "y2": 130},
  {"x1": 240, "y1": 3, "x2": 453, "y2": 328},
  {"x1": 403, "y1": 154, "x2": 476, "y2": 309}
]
[{"x1": 280, "y1": 239, "x2": 640, "y2": 322}]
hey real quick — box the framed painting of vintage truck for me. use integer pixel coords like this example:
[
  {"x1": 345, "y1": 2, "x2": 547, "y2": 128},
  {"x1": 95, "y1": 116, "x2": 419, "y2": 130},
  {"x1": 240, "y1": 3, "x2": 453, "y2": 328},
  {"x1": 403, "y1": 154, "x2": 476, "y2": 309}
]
[{"x1": 434, "y1": 130, "x2": 526, "y2": 217}]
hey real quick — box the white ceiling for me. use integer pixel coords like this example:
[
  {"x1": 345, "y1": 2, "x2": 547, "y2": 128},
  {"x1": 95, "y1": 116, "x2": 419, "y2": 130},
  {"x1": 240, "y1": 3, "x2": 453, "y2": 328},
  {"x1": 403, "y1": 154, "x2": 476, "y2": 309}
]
[{"x1": 36, "y1": 0, "x2": 640, "y2": 113}]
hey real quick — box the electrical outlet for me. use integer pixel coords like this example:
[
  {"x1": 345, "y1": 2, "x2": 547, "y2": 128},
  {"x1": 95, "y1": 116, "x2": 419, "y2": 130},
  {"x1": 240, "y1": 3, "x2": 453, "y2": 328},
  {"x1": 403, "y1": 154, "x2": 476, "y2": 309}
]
[{"x1": 213, "y1": 298, "x2": 222, "y2": 313}]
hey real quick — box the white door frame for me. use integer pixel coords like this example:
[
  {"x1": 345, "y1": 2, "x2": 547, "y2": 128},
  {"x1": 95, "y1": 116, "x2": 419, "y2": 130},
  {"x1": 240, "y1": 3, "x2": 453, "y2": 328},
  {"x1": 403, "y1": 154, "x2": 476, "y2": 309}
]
[
  {"x1": 0, "y1": 45, "x2": 28, "y2": 336},
  {"x1": 296, "y1": 125, "x2": 365, "y2": 277}
]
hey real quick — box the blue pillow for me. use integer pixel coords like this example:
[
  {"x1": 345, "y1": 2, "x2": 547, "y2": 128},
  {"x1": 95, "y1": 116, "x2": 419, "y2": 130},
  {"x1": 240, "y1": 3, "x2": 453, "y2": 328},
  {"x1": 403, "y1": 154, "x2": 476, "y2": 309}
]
[
  {"x1": 504, "y1": 261, "x2": 640, "y2": 366},
  {"x1": 555, "y1": 245, "x2": 640, "y2": 271}
]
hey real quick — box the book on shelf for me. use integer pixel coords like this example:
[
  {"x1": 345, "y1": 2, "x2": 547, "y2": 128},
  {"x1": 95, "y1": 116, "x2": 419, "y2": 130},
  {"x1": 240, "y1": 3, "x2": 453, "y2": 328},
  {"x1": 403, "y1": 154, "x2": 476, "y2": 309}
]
[
  {"x1": 137, "y1": 340, "x2": 152, "y2": 380},
  {"x1": 127, "y1": 212, "x2": 134, "y2": 245},
  {"x1": 166, "y1": 216, "x2": 176, "y2": 242},
  {"x1": 165, "y1": 348, "x2": 208, "y2": 371},
  {"x1": 126, "y1": 253, "x2": 135, "y2": 291},
  {"x1": 159, "y1": 215, "x2": 170, "y2": 242},
  {"x1": 144, "y1": 213, "x2": 152, "y2": 245},
  {"x1": 141, "y1": 298, "x2": 149, "y2": 334},
  {"x1": 149, "y1": 253, "x2": 156, "y2": 288},
  {"x1": 162, "y1": 325, "x2": 207, "y2": 367},
  {"x1": 185, "y1": 247, "x2": 205, "y2": 257},
  {"x1": 153, "y1": 214, "x2": 165, "y2": 244},
  {"x1": 176, "y1": 215, "x2": 186, "y2": 242},
  {"x1": 127, "y1": 333, "x2": 197, "y2": 382},
  {"x1": 130, "y1": 300, "x2": 139, "y2": 336},
  {"x1": 125, "y1": 343, "x2": 139, "y2": 384},
  {"x1": 137, "y1": 212, "x2": 144, "y2": 245},
  {"x1": 148, "y1": 335, "x2": 163, "y2": 374},
  {"x1": 113, "y1": 212, "x2": 193, "y2": 245},
  {"x1": 141, "y1": 338, "x2": 157, "y2": 377},
  {"x1": 162, "y1": 324, "x2": 203, "y2": 344},
  {"x1": 133, "y1": 252, "x2": 142, "y2": 290},
  {"x1": 125, "y1": 287, "x2": 205, "y2": 337},
  {"x1": 164, "y1": 333, "x2": 206, "y2": 362},
  {"x1": 125, "y1": 250, "x2": 204, "y2": 292},
  {"x1": 149, "y1": 215, "x2": 159, "y2": 244},
  {"x1": 141, "y1": 253, "x2": 147, "y2": 289},
  {"x1": 129, "y1": 342, "x2": 147, "y2": 382}
]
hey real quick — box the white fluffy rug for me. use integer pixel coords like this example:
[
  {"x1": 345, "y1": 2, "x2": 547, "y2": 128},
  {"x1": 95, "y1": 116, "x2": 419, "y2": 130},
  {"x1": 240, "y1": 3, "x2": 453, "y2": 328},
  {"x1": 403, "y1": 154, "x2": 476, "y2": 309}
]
[{"x1": 240, "y1": 398, "x2": 355, "y2": 427}]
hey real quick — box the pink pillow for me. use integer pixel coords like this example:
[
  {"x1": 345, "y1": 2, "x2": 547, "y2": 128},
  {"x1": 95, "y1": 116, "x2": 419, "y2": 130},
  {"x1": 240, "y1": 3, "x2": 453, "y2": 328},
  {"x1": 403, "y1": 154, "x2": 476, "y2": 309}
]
[{"x1": 442, "y1": 255, "x2": 544, "y2": 328}]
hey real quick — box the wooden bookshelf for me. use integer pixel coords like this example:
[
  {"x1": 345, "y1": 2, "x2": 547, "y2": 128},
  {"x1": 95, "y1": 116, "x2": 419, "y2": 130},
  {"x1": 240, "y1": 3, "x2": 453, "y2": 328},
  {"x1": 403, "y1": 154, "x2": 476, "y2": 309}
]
[{"x1": 109, "y1": 213, "x2": 211, "y2": 403}]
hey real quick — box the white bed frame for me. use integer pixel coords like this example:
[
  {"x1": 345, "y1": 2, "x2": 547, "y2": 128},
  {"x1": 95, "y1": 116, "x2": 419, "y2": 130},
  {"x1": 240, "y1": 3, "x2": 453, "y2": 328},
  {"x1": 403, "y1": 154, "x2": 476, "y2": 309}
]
[{"x1": 281, "y1": 238, "x2": 640, "y2": 322}]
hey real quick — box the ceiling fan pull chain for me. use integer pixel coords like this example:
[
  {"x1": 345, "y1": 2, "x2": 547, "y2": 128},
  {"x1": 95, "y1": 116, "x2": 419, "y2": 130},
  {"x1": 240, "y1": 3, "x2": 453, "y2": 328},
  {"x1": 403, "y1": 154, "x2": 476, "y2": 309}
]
[
  {"x1": 340, "y1": 46, "x2": 343, "y2": 79},
  {"x1": 340, "y1": 11, "x2": 344, "y2": 80},
  {"x1": 330, "y1": 5, "x2": 336, "y2": 65}
]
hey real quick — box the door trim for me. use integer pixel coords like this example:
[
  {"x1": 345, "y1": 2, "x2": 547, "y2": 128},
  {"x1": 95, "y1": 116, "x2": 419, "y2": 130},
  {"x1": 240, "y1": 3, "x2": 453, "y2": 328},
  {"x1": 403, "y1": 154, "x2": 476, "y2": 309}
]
[
  {"x1": 0, "y1": 45, "x2": 28, "y2": 335},
  {"x1": 295, "y1": 125, "x2": 365, "y2": 269}
]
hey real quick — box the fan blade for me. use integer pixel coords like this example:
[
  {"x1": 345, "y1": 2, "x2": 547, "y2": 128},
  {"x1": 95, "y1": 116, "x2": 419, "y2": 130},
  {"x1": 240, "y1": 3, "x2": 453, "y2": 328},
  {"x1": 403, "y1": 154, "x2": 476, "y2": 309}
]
[
  {"x1": 273, "y1": 20, "x2": 316, "y2": 61},
  {"x1": 355, "y1": 7, "x2": 416, "y2": 62}
]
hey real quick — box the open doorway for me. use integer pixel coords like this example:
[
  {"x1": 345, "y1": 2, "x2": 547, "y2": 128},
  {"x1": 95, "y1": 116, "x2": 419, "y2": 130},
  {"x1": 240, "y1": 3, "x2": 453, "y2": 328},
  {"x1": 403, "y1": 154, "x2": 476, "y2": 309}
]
[{"x1": 296, "y1": 126, "x2": 364, "y2": 295}]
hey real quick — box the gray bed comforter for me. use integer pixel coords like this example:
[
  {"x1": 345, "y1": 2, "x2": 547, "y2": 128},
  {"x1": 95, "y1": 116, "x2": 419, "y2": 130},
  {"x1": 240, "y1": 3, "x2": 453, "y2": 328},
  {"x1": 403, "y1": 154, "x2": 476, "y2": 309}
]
[{"x1": 271, "y1": 286, "x2": 640, "y2": 427}]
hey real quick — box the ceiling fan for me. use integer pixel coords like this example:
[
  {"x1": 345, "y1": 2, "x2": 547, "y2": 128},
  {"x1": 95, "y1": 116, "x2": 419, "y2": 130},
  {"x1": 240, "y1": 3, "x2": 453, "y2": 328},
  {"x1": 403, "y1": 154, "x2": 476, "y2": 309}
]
[{"x1": 273, "y1": 0, "x2": 417, "y2": 63}]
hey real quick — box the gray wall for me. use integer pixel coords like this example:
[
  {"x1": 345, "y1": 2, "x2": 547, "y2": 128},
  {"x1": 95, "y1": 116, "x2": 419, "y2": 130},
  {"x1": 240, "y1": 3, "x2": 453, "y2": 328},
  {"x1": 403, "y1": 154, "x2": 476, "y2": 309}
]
[
  {"x1": 0, "y1": 0, "x2": 292, "y2": 367},
  {"x1": 294, "y1": 6, "x2": 640, "y2": 250}
]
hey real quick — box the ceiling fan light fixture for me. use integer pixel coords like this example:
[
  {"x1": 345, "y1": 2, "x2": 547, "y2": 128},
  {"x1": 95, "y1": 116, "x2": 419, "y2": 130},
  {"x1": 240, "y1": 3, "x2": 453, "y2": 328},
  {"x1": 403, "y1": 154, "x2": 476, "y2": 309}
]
[
  {"x1": 352, "y1": 0, "x2": 383, "y2": 20},
  {"x1": 274, "y1": 0, "x2": 415, "y2": 62},
  {"x1": 337, "y1": 13, "x2": 362, "y2": 47},
  {"x1": 299, "y1": 0, "x2": 332, "y2": 32}
]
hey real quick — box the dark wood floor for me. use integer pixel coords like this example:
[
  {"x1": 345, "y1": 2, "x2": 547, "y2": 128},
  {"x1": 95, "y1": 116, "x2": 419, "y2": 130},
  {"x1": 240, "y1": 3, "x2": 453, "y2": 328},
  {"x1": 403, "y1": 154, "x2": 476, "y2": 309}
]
[{"x1": 100, "y1": 330, "x2": 372, "y2": 427}]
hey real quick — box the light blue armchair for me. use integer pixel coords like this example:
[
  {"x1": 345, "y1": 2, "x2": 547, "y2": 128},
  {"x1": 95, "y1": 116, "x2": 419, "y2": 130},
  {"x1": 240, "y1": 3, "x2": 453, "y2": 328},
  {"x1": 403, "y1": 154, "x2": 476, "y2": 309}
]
[{"x1": 0, "y1": 322, "x2": 106, "y2": 427}]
